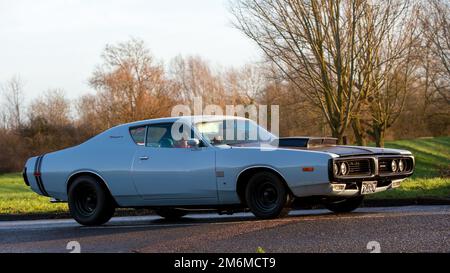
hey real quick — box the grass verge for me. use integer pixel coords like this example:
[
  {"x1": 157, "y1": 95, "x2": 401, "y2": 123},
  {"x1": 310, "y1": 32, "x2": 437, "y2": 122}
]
[
  {"x1": 366, "y1": 177, "x2": 450, "y2": 200},
  {"x1": 368, "y1": 136, "x2": 450, "y2": 200},
  {"x1": 0, "y1": 173, "x2": 67, "y2": 215}
]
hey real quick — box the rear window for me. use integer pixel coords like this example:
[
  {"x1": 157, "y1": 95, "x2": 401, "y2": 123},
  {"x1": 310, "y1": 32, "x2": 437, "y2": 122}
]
[{"x1": 130, "y1": 126, "x2": 146, "y2": 145}]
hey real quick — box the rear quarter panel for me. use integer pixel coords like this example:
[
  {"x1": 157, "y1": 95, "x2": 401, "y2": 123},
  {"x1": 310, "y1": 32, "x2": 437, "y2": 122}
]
[{"x1": 34, "y1": 126, "x2": 139, "y2": 203}]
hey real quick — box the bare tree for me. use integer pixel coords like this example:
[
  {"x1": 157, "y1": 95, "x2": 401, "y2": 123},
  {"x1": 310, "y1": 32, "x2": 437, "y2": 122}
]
[
  {"x1": 28, "y1": 89, "x2": 71, "y2": 127},
  {"x1": 421, "y1": 0, "x2": 450, "y2": 103},
  {"x1": 169, "y1": 55, "x2": 226, "y2": 106},
  {"x1": 360, "y1": 2, "x2": 420, "y2": 147},
  {"x1": 232, "y1": 0, "x2": 366, "y2": 143},
  {"x1": 231, "y1": 0, "x2": 414, "y2": 144},
  {"x1": 89, "y1": 38, "x2": 175, "y2": 128},
  {"x1": 75, "y1": 94, "x2": 103, "y2": 136},
  {"x1": 1, "y1": 76, "x2": 25, "y2": 129},
  {"x1": 411, "y1": 0, "x2": 450, "y2": 137},
  {"x1": 223, "y1": 64, "x2": 267, "y2": 105}
]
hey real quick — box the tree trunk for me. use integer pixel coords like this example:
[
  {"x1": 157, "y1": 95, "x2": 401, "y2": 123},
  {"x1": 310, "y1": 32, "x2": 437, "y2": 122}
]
[
  {"x1": 351, "y1": 117, "x2": 367, "y2": 146},
  {"x1": 331, "y1": 127, "x2": 344, "y2": 145},
  {"x1": 372, "y1": 125, "x2": 385, "y2": 147}
]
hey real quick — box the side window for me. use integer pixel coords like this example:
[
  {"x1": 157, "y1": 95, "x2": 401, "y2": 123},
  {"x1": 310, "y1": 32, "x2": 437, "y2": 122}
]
[
  {"x1": 130, "y1": 126, "x2": 146, "y2": 146},
  {"x1": 146, "y1": 124, "x2": 170, "y2": 148},
  {"x1": 146, "y1": 123, "x2": 197, "y2": 148}
]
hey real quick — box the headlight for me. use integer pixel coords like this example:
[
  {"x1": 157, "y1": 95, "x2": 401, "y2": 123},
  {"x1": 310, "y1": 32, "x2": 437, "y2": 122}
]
[
  {"x1": 340, "y1": 162, "x2": 348, "y2": 175},
  {"x1": 398, "y1": 159, "x2": 405, "y2": 172},
  {"x1": 333, "y1": 163, "x2": 339, "y2": 176},
  {"x1": 391, "y1": 160, "x2": 398, "y2": 172}
]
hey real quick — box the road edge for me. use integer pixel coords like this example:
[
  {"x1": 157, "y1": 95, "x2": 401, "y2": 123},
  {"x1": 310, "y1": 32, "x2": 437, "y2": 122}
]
[{"x1": 1, "y1": 198, "x2": 450, "y2": 221}]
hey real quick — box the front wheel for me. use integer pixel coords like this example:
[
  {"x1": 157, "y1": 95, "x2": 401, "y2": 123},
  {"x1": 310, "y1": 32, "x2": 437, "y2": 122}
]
[
  {"x1": 324, "y1": 196, "x2": 364, "y2": 213},
  {"x1": 68, "y1": 176, "x2": 115, "y2": 226},
  {"x1": 245, "y1": 171, "x2": 292, "y2": 219}
]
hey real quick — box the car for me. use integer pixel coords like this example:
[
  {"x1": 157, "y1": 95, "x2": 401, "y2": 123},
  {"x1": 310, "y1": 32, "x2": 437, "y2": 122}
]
[{"x1": 23, "y1": 115, "x2": 415, "y2": 226}]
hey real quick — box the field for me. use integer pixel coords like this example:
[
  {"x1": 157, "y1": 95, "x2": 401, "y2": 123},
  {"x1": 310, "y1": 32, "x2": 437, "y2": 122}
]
[
  {"x1": 0, "y1": 137, "x2": 449, "y2": 216},
  {"x1": 366, "y1": 136, "x2": 450, "y2": 199},
  {"x1": 0, "y1": 173, "x2": 67, "y2": 215}
]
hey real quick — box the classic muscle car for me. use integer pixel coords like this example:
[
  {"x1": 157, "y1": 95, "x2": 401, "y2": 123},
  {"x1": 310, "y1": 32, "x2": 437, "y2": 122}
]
[{"x1": 23, "y1": 115, "x2": 415, "y2": 225}]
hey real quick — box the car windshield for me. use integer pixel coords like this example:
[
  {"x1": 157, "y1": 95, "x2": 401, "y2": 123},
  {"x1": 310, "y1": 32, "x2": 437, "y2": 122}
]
[{"x1": 195, "y1": 119, "x2": 275, "y2": 146}]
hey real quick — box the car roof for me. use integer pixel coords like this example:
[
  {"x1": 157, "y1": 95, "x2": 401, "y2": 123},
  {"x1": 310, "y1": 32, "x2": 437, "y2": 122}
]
[{"x1": 118, "y1": 115, "x2": 250, "y2": 128}]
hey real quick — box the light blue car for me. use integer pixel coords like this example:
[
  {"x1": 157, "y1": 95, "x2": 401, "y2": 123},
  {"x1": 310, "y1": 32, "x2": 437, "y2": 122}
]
[{"x1": 23, "y1": 115, "x2": 415, "y2": 225}]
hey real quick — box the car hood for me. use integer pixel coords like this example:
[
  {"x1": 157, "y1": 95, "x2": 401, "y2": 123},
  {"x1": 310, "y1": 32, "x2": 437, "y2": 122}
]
[
  {"x1": 225, "y1": 143, "x2": 412, "y2": 157},
  {"x1": 308, "y1": 145, "x2": 412, "y2": 157}
]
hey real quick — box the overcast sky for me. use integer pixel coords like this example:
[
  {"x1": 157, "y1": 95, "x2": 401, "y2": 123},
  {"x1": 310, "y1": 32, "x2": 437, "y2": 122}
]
[{"x1": 0, "y1": 0, "x2": 259, "y2": 100}]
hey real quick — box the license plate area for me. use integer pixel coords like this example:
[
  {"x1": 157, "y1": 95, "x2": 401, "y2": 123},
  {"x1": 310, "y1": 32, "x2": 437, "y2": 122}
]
[{"x1": 361, "y1": 181, "x2": 377, "y2": 195}]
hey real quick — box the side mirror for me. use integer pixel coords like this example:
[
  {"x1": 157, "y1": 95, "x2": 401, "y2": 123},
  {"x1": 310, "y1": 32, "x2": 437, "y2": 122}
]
[{"x1": 187, "y1": 138, "x2": 200, "y2": 147}]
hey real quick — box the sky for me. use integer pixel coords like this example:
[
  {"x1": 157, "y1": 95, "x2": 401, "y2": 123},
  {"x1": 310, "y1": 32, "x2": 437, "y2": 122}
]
[{"x1": 0, "y1": 0, "x2": 259, "y2": 100}]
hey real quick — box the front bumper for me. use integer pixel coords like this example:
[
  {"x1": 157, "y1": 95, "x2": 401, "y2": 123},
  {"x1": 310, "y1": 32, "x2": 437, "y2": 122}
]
[{"x1": 294, "y1": 178, "x2": 405, "y2": 198}]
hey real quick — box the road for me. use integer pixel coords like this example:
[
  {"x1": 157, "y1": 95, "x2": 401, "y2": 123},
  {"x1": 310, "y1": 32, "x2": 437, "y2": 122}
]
[{"x1": 0, "y1": 205, "x2": 449, "y2": 253}]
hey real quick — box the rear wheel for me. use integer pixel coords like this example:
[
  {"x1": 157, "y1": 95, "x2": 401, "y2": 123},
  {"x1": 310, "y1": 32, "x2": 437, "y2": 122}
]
[
  {"x1": 155, "y1": 208, "x2": 188, "y2": 220},
  {"x1": 245, "y1": 171, "x2": 292, "y2": 219},
  {"x1": 324, "y1": 196, "x2": 364, "y2": 213},
  {"x1": 68, "y1": 176, "x2": 115, "y2": 226}
]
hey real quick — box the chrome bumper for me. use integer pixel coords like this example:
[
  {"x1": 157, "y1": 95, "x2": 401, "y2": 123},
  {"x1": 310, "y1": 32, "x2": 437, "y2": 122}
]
[{"x1": 294, "y1": 179, "x2": 405, "y2": 197}]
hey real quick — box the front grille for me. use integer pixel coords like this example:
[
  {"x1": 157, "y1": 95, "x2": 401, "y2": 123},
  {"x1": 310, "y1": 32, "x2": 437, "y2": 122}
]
[
  {"x1": 378, "y1": 157, "x2": 414, "y2": 174},
  {"x1": 346, "y1": 159, "x2": 372, "y2": 176},
  {"x1": 378, "y1": 159, "x2": 391, "y2": 172},
  {"x1": 333, "y1": 156, "x2": 414, "y2": 180}
]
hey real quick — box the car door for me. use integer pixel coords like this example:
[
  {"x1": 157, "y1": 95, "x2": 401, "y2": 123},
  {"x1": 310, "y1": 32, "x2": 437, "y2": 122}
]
[{"x1": 131, "y1": 122, "x2": 218, "y2": 205}]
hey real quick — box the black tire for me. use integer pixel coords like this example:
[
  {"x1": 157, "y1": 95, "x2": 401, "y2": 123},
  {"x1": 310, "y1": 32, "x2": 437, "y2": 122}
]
[
  {"x1": 324, "y1": 196, "x2": 364, "y2": 213},
  {"x1": 245, "y1": 171, "x2": 292, "y2": 219},
  {"x1": 155, "y1": 208, "x2": 188, "y2": 220},
  {"x1": 68, "y1": 175, "x2": 115, "y2": 226}
]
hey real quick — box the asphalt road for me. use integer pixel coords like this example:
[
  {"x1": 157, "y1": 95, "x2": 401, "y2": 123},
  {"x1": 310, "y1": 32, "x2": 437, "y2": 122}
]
[{"x1": 0, "y1": 205, "x2": 449, "y2": 253}]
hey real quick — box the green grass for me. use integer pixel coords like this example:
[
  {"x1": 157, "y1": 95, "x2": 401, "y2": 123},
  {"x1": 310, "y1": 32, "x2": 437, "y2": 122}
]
[
  {"x1": 368, "y1": 136, "x2": 450, "y2": 199},
  {"x1": 0, "y1": 136, "x2": 448, "y2": 215},
  {"x1": 382, "y1": 136, "x2": 450, "y2": 178},
  {"x1": 367, "y1": 177, "x2": 450, "y2": 199},
  {"x1": 0, "y1": 173, "x2": 67, "y2": 215}
]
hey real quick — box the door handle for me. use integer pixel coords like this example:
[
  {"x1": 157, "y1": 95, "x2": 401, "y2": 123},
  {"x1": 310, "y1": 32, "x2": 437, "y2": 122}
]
[{"x1": 139, "y1": 156, "x2": 149, "y2": 160}]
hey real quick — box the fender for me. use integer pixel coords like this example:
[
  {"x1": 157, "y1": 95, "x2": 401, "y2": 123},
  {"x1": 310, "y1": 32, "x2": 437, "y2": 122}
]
[{"x1": 65, "y1": 169, "x2": 113, "y2": 195}]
